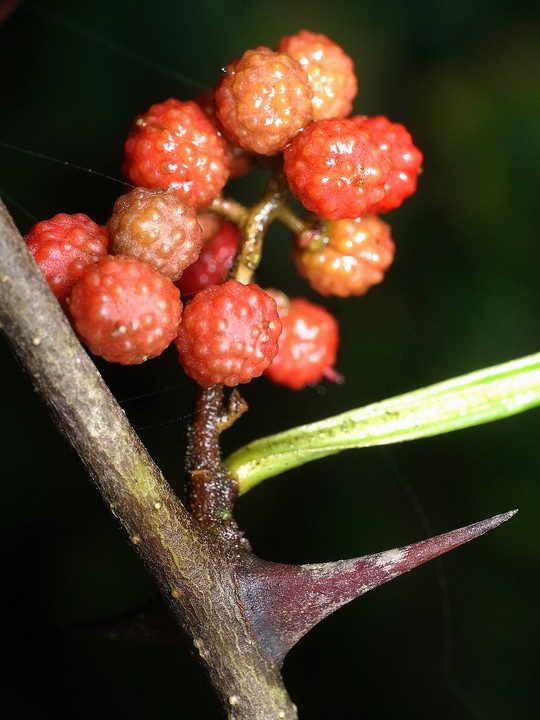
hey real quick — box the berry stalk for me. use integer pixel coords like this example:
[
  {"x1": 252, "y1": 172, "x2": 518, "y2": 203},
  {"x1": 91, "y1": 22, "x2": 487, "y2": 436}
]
[
  {"x1": 182, "y1": 171, "x2": 290, "y2": 537},
  {"x1": 228, "y1": 171, "x2": 289, "y2": 285},
  {"x1": 185, "y1": 384, "x2": 248, "y2": 547}
]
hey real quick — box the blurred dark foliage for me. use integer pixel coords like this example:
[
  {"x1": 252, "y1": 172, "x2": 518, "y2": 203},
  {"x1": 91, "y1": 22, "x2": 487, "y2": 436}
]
[{"x1": 1, "y1": 1, "x2": 539, "y2": 717}]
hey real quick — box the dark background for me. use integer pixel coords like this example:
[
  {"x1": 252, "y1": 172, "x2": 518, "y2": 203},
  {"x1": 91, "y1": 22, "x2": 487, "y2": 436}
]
[{"x1": 1, "y1": 1, "x2": 539, "y2": 717}]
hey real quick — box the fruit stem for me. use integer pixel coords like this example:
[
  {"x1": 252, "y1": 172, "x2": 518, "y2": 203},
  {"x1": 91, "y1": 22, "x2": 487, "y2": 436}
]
[
  {"x1": 185, "y1": 385, "x2": 248, "y2": 549},
  {"x1": 184, "y1": 172, "x2": 290, "y2": 539},
  {"x1": 275, "y1": 203, "x2": 312, "y2": 235},
  {"x1": 209, "y1": 195, "x2": 249, "y2": 226},
  {"x1": 230, "y1": 172, "x2": 290, "y2": 284}
]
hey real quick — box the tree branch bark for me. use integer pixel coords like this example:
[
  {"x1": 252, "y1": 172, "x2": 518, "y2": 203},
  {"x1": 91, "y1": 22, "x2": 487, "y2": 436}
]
[{"x1": 0, "y1": 199, "x2": 298, "y2": 718}]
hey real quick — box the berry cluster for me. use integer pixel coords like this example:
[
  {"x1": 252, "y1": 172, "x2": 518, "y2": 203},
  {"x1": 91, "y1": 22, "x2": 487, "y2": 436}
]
[{"x1": 25, "y1": 29, "x2": 422, "y2": 391}]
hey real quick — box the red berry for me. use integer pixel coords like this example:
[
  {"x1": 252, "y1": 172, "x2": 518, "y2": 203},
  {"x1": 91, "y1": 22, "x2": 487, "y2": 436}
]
[
  {"x1": 278, "y1": 30, "x2": 357, "y2": 121},
  {"x1": 25, "y1": 213, "x2": 109, "y2": 307},
  {"x1": 176, "y1": 215, "x2": 240, "y2": 297},
  {"x1": 174, "y1": 280, "x2": 281, "y2": 388},
  {"x1": 122, "y1": 98, "x2": 229, "y2": 209},
  {"x1": 283, "y1": 118, "x2": 391, "y2": 220},
  {"x1": 215, "y1": 47, "x2": 313, "y2": 156},
  {"x1": 293, "y1": 215, "x2": 395, "y2": 297},
  {"x1": 69, "y1": 255, "x2": 182, "y2": 365},
  {"x1": 264, "y1": 292, "x2": 340, "y2": 390},
  {"x1": 352, "y1": 115, "x2": 423, "y2": 213},
  {"x1": 107, "y1": 187, "x2": 203, "y2": 281}
]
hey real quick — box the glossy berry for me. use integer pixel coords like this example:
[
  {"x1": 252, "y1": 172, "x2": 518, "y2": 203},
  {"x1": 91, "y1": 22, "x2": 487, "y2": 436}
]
[
  {"x1": 107, "y1": 187, "x2": 203, "y2": 281},
  {"x1": 293, "y1": 215, "x2": 395, "y2": 297},
  {"x1": 215, "y1": 46, "x2": 313, "y2": 156},
  {"x1": 278, "y1": 30, "x2": 357, "y2": 121},
  {"x1": 264, "y1": 292, "x2": 340, "y2": 390},
  {"x1": 122, "y1": 98, "x2": 229, "y2": 209},
  {"x1": 176, "y1": 215, "x2": 240, "y2": 297},
  {"x1": 69, "y1": 255, "x2": 182, "y2": 365},
  {"x1": 25, "y1": 213, "x2": 109, "y2": 307},
  {"x1": 352, "y1": 115, "x2": 423, "y2": 213},
  {"x1": 283, "y1": 118, "x2": 391, "y2": 220},
  {"x1": 174, "y1": 280, "x2": 281, "y2": 388}
]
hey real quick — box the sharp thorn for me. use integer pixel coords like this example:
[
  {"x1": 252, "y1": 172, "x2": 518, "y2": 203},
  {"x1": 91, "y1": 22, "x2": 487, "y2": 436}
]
[{"x1": 237, "y1": 510, "x2": 517, "y2": 664}]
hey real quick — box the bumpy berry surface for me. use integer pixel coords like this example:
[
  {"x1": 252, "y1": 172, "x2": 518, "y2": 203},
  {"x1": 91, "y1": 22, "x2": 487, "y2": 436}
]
[
  {"x1": 278, "y1": 30, "x2": 357, "y2": 121},
  {"x1": 195, "y1": 89, "x2": 253, "y2": 178},
  {"x1": 293, "y1": 215, "x2": 395, "y2": 297},
  {"x1": 122, "y1": 98, "x2": 229, "y2": 209},
  {"x1": 215, "y1": 47, "x2": 313, "y2": 156},
  {"x1": 264, "y1": 292, "x2": 339, "y2": 390},
  {"x1": 107, "y1": 187, "x2": 203, "y2": 281},
  {"x1": 25, "y1": 213, "x2": 109, "y2": 307},
  {"x1": 352, "y1": 115, "x2": 423, "y2": 213},
  {"x1": 174, "y1": 280, "x2": 281, "y2": 388},
  {"x1": 69, "y1": 255, "x2": 182, "y2": 365},
  {"x1": 283, "y1": 118, "x2": 391, "y2": 220},
  {"x1": 176, "y1": 216, "x2": 240, "y2": 297}
]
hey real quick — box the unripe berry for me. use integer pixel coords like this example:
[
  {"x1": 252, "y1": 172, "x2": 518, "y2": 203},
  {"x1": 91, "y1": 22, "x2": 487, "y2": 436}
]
[
  {"x1": 215, "y1": 47, "x2": 313, "y2": 156},
  {"x1": 122, "y1": 98, "x2": 229, "y2": 209},
  {"x1": 278, "y1": 30, "x2": 357, "y2": 120},
  {"x1": 69, "y1": 255, "x2": 182, "y2": 365},
  {"x1": 176, "y1": 215, "x2": 240, "y2": 297},
  {"x1": 264, "y1": 292, "x2": 340, "y2": 390},
  {"x1": 352, "y1": 115, "x2": 423, "y2": 213},
  {"x1": 174, "y1": 280, "x2": 281, "y2": 388},
  {"x1": 283, "y1": 118, "x2": 391, "y2": 220},
  {"x1": 293, "y1": 215, "x2": 395, "y2": 297},
  {"x1": 25, "y1": 213, "x2": 109, "y2": 307},
  {"x1": 107, "y1": 187, "x2": 203, "y2": 281}
]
